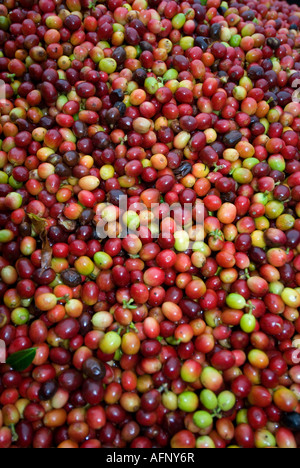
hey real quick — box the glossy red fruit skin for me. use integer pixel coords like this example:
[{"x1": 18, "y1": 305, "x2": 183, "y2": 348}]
[
  {"x1": 231, "y1": 376, "x2": 252, "y2": 398},
  {"x1": 210, "y1": 350, "x2": 236, "y2": 371},
  {"x1": 235, "y1": 424, "x2": 255, "y2": 449},
  {"x1": 248, "y1": 386, "x2": 273, "y2": 408},
  {"x1": 1, "y1": 0, "x2": 300, "y2": 451},
  {"x1": 247, "y1": 407, "x2": 268, "y2": 430},
  {"x1": 171, "y1": 430, "x2": 196, "y2": 449},
  {"x1": 0, "y1": 428, "x2": 12, "y2": 449},
  {"x1": 260, "y1": 314, "x2": 284, "y2": 336}
]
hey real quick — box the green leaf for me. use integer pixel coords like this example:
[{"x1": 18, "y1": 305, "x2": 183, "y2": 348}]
[{"x1": 6, "y1": 348, "x2": 37, "y2": 372}]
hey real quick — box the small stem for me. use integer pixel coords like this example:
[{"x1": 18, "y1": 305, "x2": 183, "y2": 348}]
[
  {"x1": 245, "y1": 300, "x2": 254, "y2": 314},
  {"x1": 7, "y1": 74, "x2": 16, "y2": 82},
  {"x1": 123, "y1": 299, "x2": 137, "y2": 310},
  {"x1": 129, "y1": 322, "x2": 138, "y2": 333},
  {"x1": 212, "y1": 407, "x2": 223, "y2": 419},
  {"x1": 10, "y1": 425, "x2": 18, "y2": 443},
  {"x1": 209, "y1": 229, "x2": 223, "y2": 240},
  {"x1": 213, "y1": 163, "x2": 226, "y2": 173},
  {"x1": 57, "y1": 294, "x2": 70, "y2": 303},
  {"x1": 158, "y1": 383, "x2": 169, "y2": 393},
  {"x1": 244, "y1": 268, "x2": 250, "y2": 280},
  {"x1": 119, "y1": 135, "x2": 128, "y2": 145},
  {"x1": 114, "y1": 349, "x2": 123, "y2": 361},
  {"x1": 166, "y1": 337, "x2": 181, "y2": 346},
  {"x1": 88, "y1": 1, "x2": 97, "y2": 10}
]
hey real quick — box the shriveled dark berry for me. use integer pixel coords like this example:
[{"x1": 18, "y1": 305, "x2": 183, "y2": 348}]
[
  {"x1": 82, "y1": 357, "x2": 106, "y2": 381},
  {"x1": 248, "y1": 65, "x2": 265, "y2": 81},
  {"x1": 195, "y1": 36, "x2": 209, "y2": 52},
  {"x1": 63, "y1": 151, "x2": 79, "y2": 167},
  {"x1": 210, "y1": 23, "x2": 221, "y2": 40},
  {"x1": 223, "y1": 131, "x2": 243, "y2": 148},
  {"x1": 61, "y1": 269, "x2": 82, "y2": 287},
  {"x1": 140, "y1": 41, "x2": 153, "y2": 52},
  {"x1": 281, "y1": 412, "x2": 300, "y2": 431},
  {"x1": 38, "y1": 380, "x2": 58, "y2": 401},
  {"x1": 55, "y1": 163, "x2": 72, "y2": 178},
  {"x1": 266, "y1": 37, "x2": 281, "y2": 49},
  {"x1": 174, "y1": 162, "x2": 192, "y2": 179},
  {"x1": 107, "y1": 189, "x2": 126, "y2": 206}
]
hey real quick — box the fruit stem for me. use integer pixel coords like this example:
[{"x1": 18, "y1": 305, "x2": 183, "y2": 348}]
[
  {"x1": 213, "y1": 163, "x2": 226, "y2": 172},
  {"x1": 123, "y1": 299, "x2": 137, "y2": 310},
  {"x1": 244, "y1": 268, "x2": 250, "y2": 279},
  {"x1": 57, "y1": 294, "x2": 70, "y2": 303},
  {"x1": 245, "y1": 300, "x2": 254, "y2": 314},
  {"x1": 158, "y1": 383, "x2": 169, "y2": 393},
  {"x1": 120, "y1": 135, "x2": 128, "y2": 145},
  {"x1": 7, "y1": 73, "x2": 16, "y2": 82},
  {"x1": 88, "y1": 1, "x2": 97, "y2": 10},
  {"x1": 210, "y1": 229, "x2": 224, "y2": 240},
  {"x1": 129, "y1": 322, "x2": 138, "y2": 333},
  {"x1": 10, "y1": 425, "x2": 18, "y2": 443},
  {"x1": 166, "y1": 337, "x2": 181, "y2": 346}
]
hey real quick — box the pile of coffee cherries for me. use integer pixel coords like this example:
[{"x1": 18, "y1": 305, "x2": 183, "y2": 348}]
[{"x1": 0, "y1": 0, "x2": 300, "y2": 449}]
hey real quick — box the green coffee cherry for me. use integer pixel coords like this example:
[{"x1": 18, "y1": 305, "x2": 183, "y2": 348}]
[
  {"x1": 11, "y1": 308, "x2": 30, "y2": 325},
  {"x1": 177, "y1": 391, "x2": 199, "y2": 412},
  {"x1": 99, "y1": 58, "x2": 117, "y2": 74},
  {"x1": 100, "y1": 331, "x2": 121, "y2": 354},
  {"x1": 200, "y1": 389, "x2": 218, "y2": 411},
  {"x1": 144, "y1": 77, "x2": 159, "y2": 94},
  {"x1": 226, "y1": 293, "x2": 247, "y2": 310},
  {"x1": 193, "y1": 411, "x2": 213, "y2": 429},
  {"x1": 172, "y1": 13, "x2": 186, "y2": 30}
]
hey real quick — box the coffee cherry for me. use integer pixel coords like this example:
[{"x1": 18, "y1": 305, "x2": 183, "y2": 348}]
[
  {"x1": 82, "y1": 358, "x2": 106, "y2": 382},
  {"x1": 0, "y1": 0, "x2": 299, "y2": 450},
  {"x1": 193, "y1": 411, "x2": 213, "y2": 429}
]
